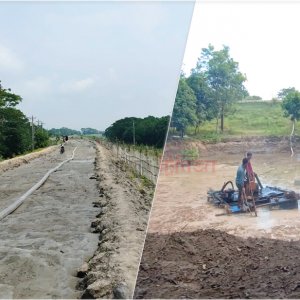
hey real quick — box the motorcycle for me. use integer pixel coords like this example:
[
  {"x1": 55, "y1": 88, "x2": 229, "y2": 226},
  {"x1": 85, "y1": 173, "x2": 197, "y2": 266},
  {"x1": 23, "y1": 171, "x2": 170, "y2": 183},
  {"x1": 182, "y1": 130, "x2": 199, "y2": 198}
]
[{"x1": 60, "y1": 145, "x2": 65, "y2": 154}]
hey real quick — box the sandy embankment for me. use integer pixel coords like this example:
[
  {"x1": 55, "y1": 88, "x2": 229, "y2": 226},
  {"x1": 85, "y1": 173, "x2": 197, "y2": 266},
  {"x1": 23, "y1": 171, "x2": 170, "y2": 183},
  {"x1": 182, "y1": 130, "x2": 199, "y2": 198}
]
[
  {"x1": 0, "y1": 145, "x2": 57, "y2": 175},
  {"x1": 77, "y1": 142, "x2": 154, "y2": 299}
]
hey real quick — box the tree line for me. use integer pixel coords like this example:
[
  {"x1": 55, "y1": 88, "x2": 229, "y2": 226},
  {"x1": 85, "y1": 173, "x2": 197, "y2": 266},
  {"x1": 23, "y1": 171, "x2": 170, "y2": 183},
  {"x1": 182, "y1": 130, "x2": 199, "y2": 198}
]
[
  {"x1": 48, "y1": 127, "x2": 81, "y2": 137},
  {"x1": 48, "y1": 127, "x2": 103, "y2": 136},
  {"x1": 0, "y1": 81, "x2": 49, "y2": 159},
  {"x1": 104, "y1": 116, "x2": 169, "y2": 148},
  {"x1": 81, "y1": 128, "x2": 103, "y2": 135}
]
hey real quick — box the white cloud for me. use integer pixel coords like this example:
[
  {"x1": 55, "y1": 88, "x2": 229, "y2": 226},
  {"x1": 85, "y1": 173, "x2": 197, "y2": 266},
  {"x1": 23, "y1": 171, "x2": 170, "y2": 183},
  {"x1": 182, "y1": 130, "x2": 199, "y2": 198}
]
[
  {"x1": 60, "y1": 77, "x2": 96, "y2": 93},
  {"x1": 0, "y1": 45, "x2": 24, "y2": 72}
]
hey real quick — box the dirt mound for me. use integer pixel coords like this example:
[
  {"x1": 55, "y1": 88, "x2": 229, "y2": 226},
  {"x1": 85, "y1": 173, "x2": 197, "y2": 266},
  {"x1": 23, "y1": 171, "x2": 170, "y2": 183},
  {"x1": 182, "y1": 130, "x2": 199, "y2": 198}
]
[
  {"x1": 78, "y1": 143, "x2": 153, "y2": 299},
  {"x1": 204, "y1": 136, "x2": 292, "y2": 155},
  {"x1": 134, "y1": 229, "x2": 300, "y2": 299},
  {"x1": 165, "y1": 136, "x2": 300, "y2": 156}
]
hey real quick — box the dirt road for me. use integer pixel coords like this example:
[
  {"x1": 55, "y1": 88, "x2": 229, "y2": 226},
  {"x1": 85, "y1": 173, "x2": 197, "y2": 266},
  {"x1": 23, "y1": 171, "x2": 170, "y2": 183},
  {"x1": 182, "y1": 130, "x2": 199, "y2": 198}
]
[
  {"x1": 134, "y1": 138, "x2": 300, "y2": 299},
  {"x1": 0, "y1": 138, "x2": 153, "y2": 298},
  {"x1": 0, "y1": 139, "x2": 100, "y2": 298}
]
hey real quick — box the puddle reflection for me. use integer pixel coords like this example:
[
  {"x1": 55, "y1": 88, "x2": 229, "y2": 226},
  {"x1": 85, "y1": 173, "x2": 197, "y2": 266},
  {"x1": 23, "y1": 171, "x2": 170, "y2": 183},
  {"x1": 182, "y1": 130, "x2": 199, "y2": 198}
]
[{"x1": 253, "y1": 200, "x2": 300, "y2": 230}]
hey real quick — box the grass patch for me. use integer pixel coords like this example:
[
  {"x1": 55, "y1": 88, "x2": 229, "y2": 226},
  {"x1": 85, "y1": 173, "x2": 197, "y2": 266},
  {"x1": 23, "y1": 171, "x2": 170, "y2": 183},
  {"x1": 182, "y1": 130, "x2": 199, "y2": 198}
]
[
  {"x1": 96, "y1": 137, "x2": 163, "y2": 158},
  {"x1": 187, "y1": 101, "x2": 297, "y2": 142},
  {"x1": 140, "y1": 175, "x2": 154, "y2": 189},
  {"x1": 126, "y1": 168, "x2": 154, "y2": 198}
]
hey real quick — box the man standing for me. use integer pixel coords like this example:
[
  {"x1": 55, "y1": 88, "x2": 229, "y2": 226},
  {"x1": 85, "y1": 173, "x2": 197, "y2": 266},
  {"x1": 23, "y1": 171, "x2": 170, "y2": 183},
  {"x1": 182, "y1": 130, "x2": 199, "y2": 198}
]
[
  {"x1": 235, "y1": 158, "x2": 248, "y2": 206},
  {"x1": 246, "y1": 152, "x2": 255, "y2": 182}
]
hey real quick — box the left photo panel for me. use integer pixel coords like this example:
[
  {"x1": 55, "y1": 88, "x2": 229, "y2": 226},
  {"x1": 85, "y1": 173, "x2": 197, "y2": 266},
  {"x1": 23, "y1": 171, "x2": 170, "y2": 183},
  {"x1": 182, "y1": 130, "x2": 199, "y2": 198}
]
[{"x1": 0, "y1": 2, "x2": 194, "y2": 298}]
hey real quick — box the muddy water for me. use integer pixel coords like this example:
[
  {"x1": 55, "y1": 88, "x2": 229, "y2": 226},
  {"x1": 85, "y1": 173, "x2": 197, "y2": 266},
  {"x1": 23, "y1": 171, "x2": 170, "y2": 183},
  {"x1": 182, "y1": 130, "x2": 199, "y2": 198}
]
[{"x1": 148, "y1": 151, "x2": 300, "y2": 241}]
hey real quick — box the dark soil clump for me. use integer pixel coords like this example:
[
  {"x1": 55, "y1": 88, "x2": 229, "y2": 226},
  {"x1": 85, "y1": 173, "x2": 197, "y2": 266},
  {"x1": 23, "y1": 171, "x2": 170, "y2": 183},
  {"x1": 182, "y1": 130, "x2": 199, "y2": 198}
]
[{"x1": 134, "y1": 229, "x2": 300, "y2": 299}]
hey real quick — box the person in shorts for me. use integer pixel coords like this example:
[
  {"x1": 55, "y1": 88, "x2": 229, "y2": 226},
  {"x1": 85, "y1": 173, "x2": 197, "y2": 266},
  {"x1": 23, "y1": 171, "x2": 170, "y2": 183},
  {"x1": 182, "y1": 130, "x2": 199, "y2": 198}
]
[{"x1": 235, "y1": 158, "x2": 248, "y2": 206}]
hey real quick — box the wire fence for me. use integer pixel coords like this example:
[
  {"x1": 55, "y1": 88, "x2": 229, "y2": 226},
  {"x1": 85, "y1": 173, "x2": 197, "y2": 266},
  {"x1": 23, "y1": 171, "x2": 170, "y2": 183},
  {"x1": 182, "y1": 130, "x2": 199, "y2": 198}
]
[{"x1": 101, "y1": 140, "x2": 161, "y2": 184}]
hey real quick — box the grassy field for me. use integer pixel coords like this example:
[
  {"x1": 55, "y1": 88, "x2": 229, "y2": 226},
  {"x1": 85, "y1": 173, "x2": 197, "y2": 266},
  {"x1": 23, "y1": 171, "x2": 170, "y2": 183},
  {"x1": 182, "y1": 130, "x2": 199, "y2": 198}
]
[
  {"x1": 93, "y1": 136, "x2": 163, "y2": 157},
  {"x1": 186, "y1": 101, "x2": 297, "y2": 142}
]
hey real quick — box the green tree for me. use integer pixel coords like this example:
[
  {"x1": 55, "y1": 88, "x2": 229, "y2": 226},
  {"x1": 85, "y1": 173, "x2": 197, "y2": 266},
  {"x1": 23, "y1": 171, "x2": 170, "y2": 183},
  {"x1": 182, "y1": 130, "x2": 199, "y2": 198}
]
[
  {"x1": 282, "y1": 90, "x2": 300, "y2": 134},
  {"x1": 48, "y1": 127, "x2": 81, "y2": 137},
  {"x1": 35, "y1": 127, "x2": 50, "y2": 148},
  {"x1": 134, "y1": 116, "x2": 170, "y2": 148},
  {"x1": 0, "y1": 108, "x2": 31, "y2": 157},
  {"x1": 105, "y1": 117, "x2": 136, "y2": 144},
  {"x1": 0, "y1": 82, "x2": 32, "y2": 158},
  {"x1": 0, "y1": 81, "x2": 22, "y2": 107},
  {"x1": 81, "y1": 128, "x2": 102, "y2": 135},
  {"x1": 0, "y1": 81, "x2": 50, "y2": 158},
  {"x1": 193, "y1": 44, "x2": 248, "y2": 132},
  {"x1": 278, "y1": 87, "x2": 296, "y2": 100},
  {"x1": 171, "y1": 78, "x2": 197, "y2": 138},
  {"x1": 104, "y1": 116, "x2": 169, "y2": 148},
  {"x1": 186, "y1": 73, "x2": 217, "y2": 133}
]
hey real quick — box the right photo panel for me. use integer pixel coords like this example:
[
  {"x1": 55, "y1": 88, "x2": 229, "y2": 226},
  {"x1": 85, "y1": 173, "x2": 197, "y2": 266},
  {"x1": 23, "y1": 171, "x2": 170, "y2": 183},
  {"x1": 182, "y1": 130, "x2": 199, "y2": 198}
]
[{"x1": 135, "y1": 1, "x2": 300, "y2": 299}]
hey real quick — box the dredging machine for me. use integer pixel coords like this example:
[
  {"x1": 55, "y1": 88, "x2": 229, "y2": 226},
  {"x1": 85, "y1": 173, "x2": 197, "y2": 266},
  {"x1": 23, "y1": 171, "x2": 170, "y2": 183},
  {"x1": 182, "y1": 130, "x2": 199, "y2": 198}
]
[{"x1": 207, "y1": 174, "x2": 300, "y2": 216}]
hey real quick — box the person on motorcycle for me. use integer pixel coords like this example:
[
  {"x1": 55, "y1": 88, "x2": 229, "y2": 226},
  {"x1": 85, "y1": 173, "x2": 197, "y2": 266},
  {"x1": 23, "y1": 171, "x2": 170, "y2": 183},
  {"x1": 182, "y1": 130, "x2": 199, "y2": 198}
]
[{"x1": 60, "y1": 144, "x2": 65, "y2": 154}]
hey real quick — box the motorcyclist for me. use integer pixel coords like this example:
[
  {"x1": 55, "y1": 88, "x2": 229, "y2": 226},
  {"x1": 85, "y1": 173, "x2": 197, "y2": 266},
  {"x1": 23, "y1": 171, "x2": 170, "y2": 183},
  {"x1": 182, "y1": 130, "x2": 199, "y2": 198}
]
[{"x1": 60, "y1": 144, "x2": 65, "y2": 154}]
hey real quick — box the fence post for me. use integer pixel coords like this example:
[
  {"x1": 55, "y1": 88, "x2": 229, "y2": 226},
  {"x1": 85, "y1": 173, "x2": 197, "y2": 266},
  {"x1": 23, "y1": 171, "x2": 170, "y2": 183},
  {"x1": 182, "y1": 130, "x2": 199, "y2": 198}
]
[
  {"x1": 151, "y1": 157, "x2": 154, "y2": 183},
  {"x1": 139, "y1": 150, "x2": 142, "y2": 176}
]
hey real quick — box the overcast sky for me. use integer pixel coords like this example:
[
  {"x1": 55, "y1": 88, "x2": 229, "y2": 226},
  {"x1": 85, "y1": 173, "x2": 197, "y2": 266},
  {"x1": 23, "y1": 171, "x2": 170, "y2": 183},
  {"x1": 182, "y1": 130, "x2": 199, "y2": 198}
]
[
  {"x1": 183, "y1": 1, "x2": 300, "y2": 100},
  {"x1": 0, "y1": 1, "x2": 194, "y2": 131}
]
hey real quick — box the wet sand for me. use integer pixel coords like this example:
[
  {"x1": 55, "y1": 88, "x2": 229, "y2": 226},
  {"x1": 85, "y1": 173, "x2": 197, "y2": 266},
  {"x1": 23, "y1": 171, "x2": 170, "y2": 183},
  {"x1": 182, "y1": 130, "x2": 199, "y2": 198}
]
[
  {"x1": 0, "y1": 140, "x2": 99, "y2": 298},
  {"x1": 148, "y1": 150, "x2": 300, "y2": 241}
]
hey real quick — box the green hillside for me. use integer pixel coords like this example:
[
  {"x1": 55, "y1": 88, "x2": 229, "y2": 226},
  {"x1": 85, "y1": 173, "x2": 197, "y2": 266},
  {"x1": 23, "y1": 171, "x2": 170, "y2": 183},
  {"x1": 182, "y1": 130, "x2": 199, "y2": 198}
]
[{"x1": 186, "y1": 101, "x2": 297, "y2": 142}]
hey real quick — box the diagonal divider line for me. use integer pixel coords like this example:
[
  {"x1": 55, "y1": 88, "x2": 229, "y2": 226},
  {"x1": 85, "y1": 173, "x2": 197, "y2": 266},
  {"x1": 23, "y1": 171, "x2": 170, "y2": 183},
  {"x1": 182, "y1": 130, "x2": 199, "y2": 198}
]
[{"x1": 0, "y1": 146, "x2": 78, "y2": 221}]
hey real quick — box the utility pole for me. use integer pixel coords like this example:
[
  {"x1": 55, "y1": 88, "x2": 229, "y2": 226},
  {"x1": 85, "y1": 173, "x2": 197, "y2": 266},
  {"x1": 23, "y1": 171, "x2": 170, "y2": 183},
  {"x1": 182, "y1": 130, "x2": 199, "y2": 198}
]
[
  {"x1": 133, "y1": 119, "x2": 135, "y2": 145},
  {"x1": 37, "y1": 120, "x2": 44, "y2": 129},
  {"x1": 31, "y1": 116, "x2": 35, "y2": 151}
]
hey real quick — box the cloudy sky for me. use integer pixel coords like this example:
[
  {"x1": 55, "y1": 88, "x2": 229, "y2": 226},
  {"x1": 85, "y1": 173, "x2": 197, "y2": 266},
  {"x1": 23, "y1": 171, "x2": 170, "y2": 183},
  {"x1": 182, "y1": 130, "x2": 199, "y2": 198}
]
[
  {"x1": 0, "y1": 1, "x2": 194, "y2": 130},
  {"x1": 183, "y1": 1, "x2": 300, "y2": 100}
]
